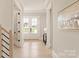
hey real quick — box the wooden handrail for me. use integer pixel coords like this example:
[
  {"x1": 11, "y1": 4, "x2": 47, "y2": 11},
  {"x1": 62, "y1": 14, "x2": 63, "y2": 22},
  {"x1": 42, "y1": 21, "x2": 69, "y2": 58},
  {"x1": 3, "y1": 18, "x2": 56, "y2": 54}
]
[
  {"x1": 9, "y1": 30, "x2": 13, "y2": 58},
  {"x1": 1, "y1": 27, "x2": 9, "y2": 34}
]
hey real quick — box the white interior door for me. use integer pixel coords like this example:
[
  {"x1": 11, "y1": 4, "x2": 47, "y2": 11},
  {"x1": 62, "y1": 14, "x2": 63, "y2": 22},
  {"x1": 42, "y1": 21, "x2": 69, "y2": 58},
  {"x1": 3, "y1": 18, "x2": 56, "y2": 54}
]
[{"x1": 23, "y1": 16, "x2": 40, "y2": 39}]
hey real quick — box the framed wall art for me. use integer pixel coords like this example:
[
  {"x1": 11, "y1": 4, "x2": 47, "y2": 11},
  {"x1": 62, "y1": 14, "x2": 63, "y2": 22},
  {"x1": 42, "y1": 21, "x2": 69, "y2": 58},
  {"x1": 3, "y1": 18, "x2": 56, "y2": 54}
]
[{"x1": 58, "y1": 0, "x2": 79, "y2": 30}]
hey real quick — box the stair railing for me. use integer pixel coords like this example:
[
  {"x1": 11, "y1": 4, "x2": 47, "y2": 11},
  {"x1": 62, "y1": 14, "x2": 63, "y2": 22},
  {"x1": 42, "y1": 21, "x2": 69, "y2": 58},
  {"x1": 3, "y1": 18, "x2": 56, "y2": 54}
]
[{"x1": 0, "y1": 25, "x2": 13, "y2": 58}]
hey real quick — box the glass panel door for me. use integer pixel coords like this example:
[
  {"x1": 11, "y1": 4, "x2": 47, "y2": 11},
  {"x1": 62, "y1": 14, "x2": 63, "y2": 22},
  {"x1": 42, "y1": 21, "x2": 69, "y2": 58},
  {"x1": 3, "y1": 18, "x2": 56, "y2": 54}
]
[
  {"x1": 23, "y1": 17, "x2": 30, "y2": 33},
  {"x1": 22, "y1": 16, "x2": 40, "y2": 39},
  {"x1": 31, "y1": 17, "x2": 38, "y2": 34}
]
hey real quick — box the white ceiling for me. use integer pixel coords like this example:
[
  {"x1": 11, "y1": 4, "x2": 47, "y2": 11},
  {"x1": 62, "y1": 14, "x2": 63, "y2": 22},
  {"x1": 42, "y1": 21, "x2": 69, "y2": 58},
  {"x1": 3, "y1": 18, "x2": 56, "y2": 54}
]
[{"x1": 19, "y1": 0, "x2": 49, "y2": 11}]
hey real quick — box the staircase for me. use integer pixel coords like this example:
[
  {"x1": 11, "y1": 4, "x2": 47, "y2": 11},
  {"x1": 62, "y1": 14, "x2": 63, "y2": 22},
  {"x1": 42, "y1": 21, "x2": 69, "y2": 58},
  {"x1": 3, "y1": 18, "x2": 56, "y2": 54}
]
[{"x1": 0, "y1": 26, "x2": 13, "y2": 58}]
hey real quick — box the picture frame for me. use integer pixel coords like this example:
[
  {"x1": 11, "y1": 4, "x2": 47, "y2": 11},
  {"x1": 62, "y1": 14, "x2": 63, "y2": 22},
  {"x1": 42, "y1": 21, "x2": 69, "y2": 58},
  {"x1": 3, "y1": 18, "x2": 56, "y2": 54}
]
[{"x1": 57, "y1": 1, "x2": 79, "y2": 30}]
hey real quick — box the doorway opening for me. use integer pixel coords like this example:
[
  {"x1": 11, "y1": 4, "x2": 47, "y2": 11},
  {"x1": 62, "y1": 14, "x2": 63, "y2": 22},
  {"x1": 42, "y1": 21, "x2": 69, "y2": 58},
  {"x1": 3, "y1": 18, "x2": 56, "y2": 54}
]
[
  {"x1": 22, "y1": 15, "x2": 40, "y2": 40},
  {"x1": 13, "y1": 0, "x2": 52, "y2": 58}
]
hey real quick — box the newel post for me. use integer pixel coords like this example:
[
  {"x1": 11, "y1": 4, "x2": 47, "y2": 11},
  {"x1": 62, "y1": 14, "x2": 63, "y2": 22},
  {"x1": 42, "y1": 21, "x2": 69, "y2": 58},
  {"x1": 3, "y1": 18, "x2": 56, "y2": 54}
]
[{"x1": 9, "y1": 30, "x2": 13, "y2": 58}]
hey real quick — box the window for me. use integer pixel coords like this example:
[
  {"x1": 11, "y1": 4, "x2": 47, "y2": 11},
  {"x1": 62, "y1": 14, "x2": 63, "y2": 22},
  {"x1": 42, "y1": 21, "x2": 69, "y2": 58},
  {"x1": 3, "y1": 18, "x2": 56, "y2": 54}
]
[
  {"x1": 22, "y1": 16, "x2": 38, "y2": 34},
  {"x1": 22, "y1": 17, "x2": 30, "y2": 33},
  {"x1": 31, "y1": 17, "x2": 37, "y2": 34}
]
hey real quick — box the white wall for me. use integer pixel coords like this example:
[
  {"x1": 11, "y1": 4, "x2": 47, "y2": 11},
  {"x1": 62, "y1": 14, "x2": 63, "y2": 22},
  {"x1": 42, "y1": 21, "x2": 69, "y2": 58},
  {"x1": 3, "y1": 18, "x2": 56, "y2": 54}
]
[
  {"x1": 52, "y1": 0, "x2": 79, "y2": 57},
  {"x1": 0, "y1": 0, "x2": 13, "y2": 57},
  {"x1": 23, "y1": 12, "x2": 46, "y2": 40},
  {"x1": 46, "y1": 0, "x2": 52, "y2": 48},
  {"x1": 0, "y1": 0, "x2": 13, "y2": 30},
  {"x1": 40, "y1": 13, "x2": 46, "y2": 40},
  {"x1": 46, "y1": 9, "x2": 51, "y2": 48}
]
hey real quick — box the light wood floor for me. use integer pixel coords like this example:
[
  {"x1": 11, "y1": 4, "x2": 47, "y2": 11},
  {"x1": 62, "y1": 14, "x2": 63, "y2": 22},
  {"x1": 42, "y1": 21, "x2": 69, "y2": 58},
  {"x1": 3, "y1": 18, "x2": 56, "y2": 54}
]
[{"x1": 13, "y1": 39, "x2": 52, "y2": 58}]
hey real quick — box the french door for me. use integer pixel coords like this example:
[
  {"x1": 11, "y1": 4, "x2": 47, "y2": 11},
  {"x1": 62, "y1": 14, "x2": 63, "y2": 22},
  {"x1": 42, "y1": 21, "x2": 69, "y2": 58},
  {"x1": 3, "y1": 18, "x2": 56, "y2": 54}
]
[{"x1": 23, "y1": 16, "x2": 40, "y2": 39}]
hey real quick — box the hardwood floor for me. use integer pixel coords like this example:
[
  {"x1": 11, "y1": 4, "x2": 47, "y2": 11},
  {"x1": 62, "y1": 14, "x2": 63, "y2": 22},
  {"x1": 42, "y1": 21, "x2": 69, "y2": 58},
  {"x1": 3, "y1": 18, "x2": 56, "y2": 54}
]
[{"x1": 13, "y1": 39, "x2": 52, "y2": 58}]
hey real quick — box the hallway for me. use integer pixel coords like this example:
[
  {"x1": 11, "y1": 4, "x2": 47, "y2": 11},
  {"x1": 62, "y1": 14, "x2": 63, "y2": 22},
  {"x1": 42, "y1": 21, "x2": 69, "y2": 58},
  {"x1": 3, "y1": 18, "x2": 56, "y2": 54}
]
[{"x1": 13, "y1": 39, "x2": 52, "y2": 58}]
